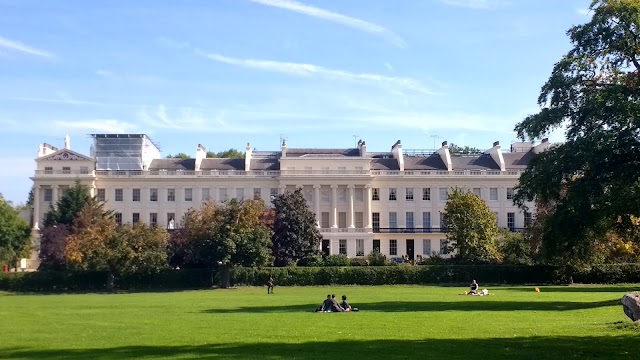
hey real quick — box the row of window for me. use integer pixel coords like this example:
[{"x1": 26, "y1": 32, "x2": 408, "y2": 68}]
[
  {"x1": 96, "y1": 187, "x2": 280, "y2": 203},
  {"x1": 334, "y1": 239, "x2": 450, "y2": 256},
  {"x1": 371, "y1": 211, "x2": 531, "y2": 230},
  {"x1": 113, "y1": 212, "x2": 177, "y2": 228},
  {"x1": 43, "y1": 166, "x2": 89, "y2": 174},
  {"x1": 372, "y1": 187, "x2": 515, "y2": 201}
]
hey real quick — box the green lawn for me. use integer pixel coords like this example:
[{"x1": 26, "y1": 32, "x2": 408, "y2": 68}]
[{"x1": 0, "y1": 285, "x2": 638, "y2": 360}]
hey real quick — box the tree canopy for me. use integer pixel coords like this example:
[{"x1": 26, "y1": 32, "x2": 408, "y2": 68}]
[
  {"x1": 443, "y1": 188, "x2": 500, "y2": 263},
  {"x1": 513, "y1": 0, "x2": 640, "y2": 261},
  {"x1": 0, "y1": 195, "x2": 31, "y2": 267},
  {"x1": 206, "y1": 149, "x2": 245, "y2": 158},
  {"x1": 271, "y1": 188, "x2": 322, "y2": 266},
  {"x1": 448, "y1": 143, "x2": 483, "y2": 155},
  {"x1": 165, "y1": 153, "x2": 190, "y2": 159},
  {"x1": 44, "y1": 179, "x2": 94, "y2": 226}
]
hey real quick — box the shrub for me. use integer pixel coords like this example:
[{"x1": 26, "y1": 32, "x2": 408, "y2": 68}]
[
  {"x1": 366, "y1": 251, "x2": 388, "y2": 266},
  {"x1": 296, "y1": 256, "x2": 323, "y2": 267},
  {"x1": 324, "y1": 255, "x2": 350, "y2": 267},
  {"x1": 350, "y1": 257, "x2": 369, "y2": 266}
]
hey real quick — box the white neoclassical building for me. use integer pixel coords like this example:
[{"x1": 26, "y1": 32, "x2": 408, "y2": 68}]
[{"x1": 29, "y1": 134, "x2": 547, "y2": 266}]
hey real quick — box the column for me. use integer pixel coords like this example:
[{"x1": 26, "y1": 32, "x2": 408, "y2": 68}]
[
  {"x1": 89, "y1": 185, "x2": 96, "y2": 198},
  {"x1": 314, "y1": 185, "x2": 321, "y2": 227},
  {"x1": 32, "y1": 186, "x2": 40, "y2": 230},
  {"x1": 331, "y1": 185, "x2": 338, "y2": 228},
  {"x1": 52, "y1": 186, "x2": 58, "y2": 203},
  {"x1": 348, "y1": 185, "x2": 355, "y2": 228},
  {"x1": 365, "y1": 185, "x2": 372, "y2": 229}
]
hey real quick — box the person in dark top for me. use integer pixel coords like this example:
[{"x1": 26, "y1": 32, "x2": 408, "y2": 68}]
[
  {"x1": 318, "y1": 294, "x2": 332, "y2": 312},
  {"x1": 266, "y1": 277, "x2": 274, "y2": 294},
  {"x1": 469, "y1": 279, "x2": 479, "y2": 295},
  {"x1": 340, "y1": 295, "x2": 352, "y2": 311},
  {"x1": 330, "y1": 294, "x2": 345, "y2": 312}
]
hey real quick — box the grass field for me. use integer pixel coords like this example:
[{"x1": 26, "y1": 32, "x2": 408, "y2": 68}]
[{"x1": 0, "y1": 285, "x2": 638, "y2": 360}]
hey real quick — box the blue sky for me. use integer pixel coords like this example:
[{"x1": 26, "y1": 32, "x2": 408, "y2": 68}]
[{"x1": 0, "y1": 0, "x2": 593, "y2": 203}]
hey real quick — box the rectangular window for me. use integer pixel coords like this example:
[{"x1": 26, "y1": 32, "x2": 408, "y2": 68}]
[
  {"x1": 389, "y1": 188, "x2": 397, "y2": 201},
  {"x1": 236, "y1": 188, "x2": 244, "y2": 200},
  {"x1": 44, "y1": 166, "x2": 53, "y2": 174},
  {"x1": 62, "y1": 166, "x2": 71, "y2": 174},
  {"x1": 97, "y1": 188, "x2": 105, "y2": 202},
  {"x1": 422, "y1": 188, "x2": 431, "y2": 201},
  {"x1": 79, "y1": 166, "x2": 89, "y2": 174},
  {"x1": 372, "y1": 212, "x2": 380, "y2": 232},
  {"x1": 473, "y1": 188, "x2": 481, "y2": 197},
  {"x1": 44, "y1": 188, "x2": 52, "y2": 201},
  {"x1": 150, "y1": 188, "x2": 158, "y2": 202},
  {"x1": 185, "y1": 188, "x2": 193, "y2": 202},
  {"x1": 115, "y1": 213, "x2": 122, "y2": 226},
  {"x1": 390, "y1": 240, "x2": 398, "y2": 256},
  {"x1": 389, "y1": 212, "x2": 397, "y2": 230},
  {"x1": 422, "y1": 212, "x2": 431, "y2": 230},
  {"x1": 490, "y1": 187, "x2": 498, "y2": 201},
  {"x1": 355, "y1": 188, "x2": 364, "y2": 202},
  {"x1": 253, "y1": 188, "x2": 261, "y2": 198},
  {"x1": 320, "y1": 189, "x2": 330, "y2": 202},
  {"x1": 423, "y1": 239, "x2": 431, "y2": 255},
  {"x1": 219, "y1": 188, "x2": 228, "y2": 202},
  {"x1": 440, "y1": 239, "x2": 449, "y2": 254},
  {"x1": 202, "y1": 188, "x2": 210, "y2": 201},
  {"x1": 339, "y1": 239, "x2": 347, "y2": 255},
  {"x1": 338, "y1": 188, "x2": 347, "y2": 202},
  {"x1": 150, "y1": 213, "x2": 158, "y2": 226},
  {"x1": 356, "y1": 239, "x2": 364, "y2": 256},
  {"x1": 406, "y1": 212, "x2": 414, "y2": 229},
  {"x1": 405, "y1": 188, "x2": 414, "y2": 201},
  {"x1": 132, "y1": 188, "x2": 140, "y2": 202},
  {"x1": 338, "y1": 212, "x2": 347, "y2": 228},
  {"x1": 524, "y1": 211, "x2": 532, "y2": 227},
  {"x1": 167, "y1": 213, "x2": 176, "y2": 229},
  {"x1": 439, "y1": 188, "x2": 448, "y2": 201},
  {"x1": 321, "y1": 212, "x2": 330, "y2": 228},
  {"x1": 132, "y1": 212, "x2": 140, "y2": 225},
  {"x1": 270, "y1": 188, "x2": 278, "y2": 200},
  {"x1": 115, "y1": 189, "x2": 123, "y2": 202},
  {"x1": 355, "y1": 212, "x2": 364, "y2": 228},
  {"x1": 507, "y1": 187, "x2": 514, "y2": 200},
  {"x1": 167, "y1": 188, "x2": 176, "y2": 202},
  {"x1": 372, "y1": 188, "x2": 380, "y2": 201},
  {"x1": 507, "y1": 212, "x2": 515, "y2": 231},
  {"x1": 439, "y1": 213, "x2": 446, "y2": 229}
]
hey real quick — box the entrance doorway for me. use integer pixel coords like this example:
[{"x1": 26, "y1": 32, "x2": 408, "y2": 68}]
[
  {"x1": 373, "y1": 239, "x2": 380, "y2": 253},
  {"x1": 406, "y1": 239, "x2": 415, "y2": 260},
  {"x1": 322, "y1": 240, "x2": 330, "y2": 256}
]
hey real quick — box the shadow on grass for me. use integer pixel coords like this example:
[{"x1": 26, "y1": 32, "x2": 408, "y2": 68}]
[
  {"x1": 1, "y1": 336, "x2": 637, "y2": 360},
  {"x1": 201, "y1": 298, "x2": 621, "y2": 314},
  {"x1": 501, "y1": 285, "x2": 639, "y2": 293}
]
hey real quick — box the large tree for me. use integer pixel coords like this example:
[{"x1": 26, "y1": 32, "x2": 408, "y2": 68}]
[
  {"x1": 206, "y1": 148, "x2": 245, "y2": 158},
  {"x1": 443, "y1": 188, "x2": 500, "y2": 263},
  {"x1": 44, "y1": 179, "x2": 93, "y2": 226},
  {"x1": 514, "y1": 0, "x2": 640, "y2": 261},
  {"x1": 271, "y1": 188, "x2": 322, "y2": 266},
  {"x1": 170, "y1": 198, "x2": 273, "y2": 287},
  {"x1": 449, "y1": 143, "x2": 482, "y2": 155},
  {"x1": 0, "y1": 195, "x2": 31, "y2": 269}
]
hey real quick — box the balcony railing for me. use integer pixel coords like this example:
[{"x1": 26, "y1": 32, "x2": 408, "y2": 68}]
[
  {"x1": 35, "y1": 169, "x2": 524, "y2": 178},
  {"x1": 373, "y1": 227, "x2": 526, "y2": 234}
]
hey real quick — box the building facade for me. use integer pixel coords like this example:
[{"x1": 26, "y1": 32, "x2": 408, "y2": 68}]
[{"x1": 30, "y1": 134, "x2": 547, "y2": 264}]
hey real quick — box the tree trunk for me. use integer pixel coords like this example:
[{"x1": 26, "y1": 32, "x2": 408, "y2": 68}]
[
  {"x1": 106, "y1": 271, "x2": 115, "y2": 292},
  {"x1": 220, "y1": 265, "x2": 231, "y2": 289}
]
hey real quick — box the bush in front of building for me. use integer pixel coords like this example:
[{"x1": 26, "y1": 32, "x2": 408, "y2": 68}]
[
  {"x1": 349, "y1": 257, "x2": 369, "y2": 266},
  {"x1": 366, "y1": 251, "x2": 389, "y2": 266},
  {"x1": 572, "y1": 263, "x2": 640, "y2": 284},
  {"x1": 323, "y1": 255, "x2": 351, "y2": 267}
]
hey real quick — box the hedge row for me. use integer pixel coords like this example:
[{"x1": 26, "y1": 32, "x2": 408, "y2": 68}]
[{"x1": 1, "y1": 264, "x2": 639, "y2": 292}]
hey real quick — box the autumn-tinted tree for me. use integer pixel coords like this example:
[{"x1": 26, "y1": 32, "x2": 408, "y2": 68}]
[
  {"x1": 443, "y1": 188, "x2": 500, "y2": 263},
  {"x1": 514, "y1": 0, "x2": 640, "y2": 261},
  {"x1": 171, "y1": 198, "x2": 273, "y2": 287},
  {"x1": 165, "y1": 152, "x2": 190, "y2": 159},
  {"x1": 271, "y1": 188, "x2": 322, "y2": 266},
  {"x1": 0, "y1": 195, "x2": 31, "y2": 269},
  {"x1": 38, "y1": 224, "x2": 70, "y2": 270},
  {"x1": 206, "y1": 149, "x2": 245, "y2": 158}
]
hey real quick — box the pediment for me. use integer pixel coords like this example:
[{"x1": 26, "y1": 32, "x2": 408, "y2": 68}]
[{"x1": 40, "y1": 149, "x2": 94, "y2": 162}]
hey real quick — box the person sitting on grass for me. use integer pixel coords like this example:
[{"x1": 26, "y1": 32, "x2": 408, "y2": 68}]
[
  {"x1": 330, "y1": 294, "x2": 345, "y2": 312},
  {"x1": 341, "y1": 295, "x2": 359, "y2": 312},
  {"x1": 468, "y1": 279, "x2": 479, "y2": 295},
  {"x1": 315, "y1": 294, "x2": 333, "y2": 312}
]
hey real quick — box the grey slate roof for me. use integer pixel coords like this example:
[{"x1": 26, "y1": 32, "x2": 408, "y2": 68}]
[
  {"x1": 449, "y1": 154, "x2": 500, "y2": 170},
  {"x1": 371, "y1": 158, "x2": 400, "y2": 170},
  {"x1": 148, "y1": 159, "x2": 195, "y2": 171},
  {"x1": 403, "y1": 155, "x2": 448, "y2": 170},
  {"x1": 200, "y1": 158, "x2": 245, "y2": 171},
  {"x1": 250, "y1": 158, "x2": 280, "y2": 171},
  {"x1": 286, "y1": 148, "x2": 360, "y2": 157},
  {"x1": 502, "y1": 152, "x2": 534, "y2": 169}
]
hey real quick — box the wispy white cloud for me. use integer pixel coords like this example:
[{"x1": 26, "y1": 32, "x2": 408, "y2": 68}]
[
  {"x1": 439, "y1": 0, "x2": 509, "y2": 9},
  {"x1": 0, "y1": 35, "x2": 55, "y2": 58},
  {"x1": 200, "y1": 52, "x2": 435, "y2": 95},
  {"x1": 250, "y1": 0, "x2": 406, "y2": 47}
]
